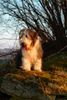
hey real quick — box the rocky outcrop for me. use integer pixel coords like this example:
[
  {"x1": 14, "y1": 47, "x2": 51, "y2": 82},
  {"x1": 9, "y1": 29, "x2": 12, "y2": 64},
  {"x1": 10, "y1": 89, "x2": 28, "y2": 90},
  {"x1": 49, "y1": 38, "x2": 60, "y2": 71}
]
[
  {"x1": 0, "y1": 70, "x2": 67, "y2": 100},
  {"x1": 0, "y1": 70, "x2": 50, "y2": 100}
]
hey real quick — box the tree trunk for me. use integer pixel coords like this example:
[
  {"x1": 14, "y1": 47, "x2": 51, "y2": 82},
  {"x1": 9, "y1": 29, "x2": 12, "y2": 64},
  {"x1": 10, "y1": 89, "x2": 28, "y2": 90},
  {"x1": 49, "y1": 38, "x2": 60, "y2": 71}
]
[{"x1": 54, "y1": 26, "x2": 66, "y2": 48}]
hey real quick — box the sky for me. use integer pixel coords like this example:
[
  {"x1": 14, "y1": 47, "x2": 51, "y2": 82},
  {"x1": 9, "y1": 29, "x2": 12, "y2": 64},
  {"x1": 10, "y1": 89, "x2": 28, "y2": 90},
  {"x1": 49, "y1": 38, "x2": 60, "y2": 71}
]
[
  {"x1": 0, "y1": 14, "x2": 21, "y2": 49},
  {"x1": 0, "y1": 0, "x2": 29, "y2": 49},
  {"x1": 0, "y1": 0, "x2": 22, "y2": 49}
]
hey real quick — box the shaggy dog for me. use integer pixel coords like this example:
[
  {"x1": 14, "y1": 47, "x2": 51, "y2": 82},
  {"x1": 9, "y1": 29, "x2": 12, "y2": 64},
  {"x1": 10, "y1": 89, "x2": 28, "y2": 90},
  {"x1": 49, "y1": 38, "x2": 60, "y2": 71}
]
[{"x1": 19, "y1": 29, "x2": 43, "y2": 71}]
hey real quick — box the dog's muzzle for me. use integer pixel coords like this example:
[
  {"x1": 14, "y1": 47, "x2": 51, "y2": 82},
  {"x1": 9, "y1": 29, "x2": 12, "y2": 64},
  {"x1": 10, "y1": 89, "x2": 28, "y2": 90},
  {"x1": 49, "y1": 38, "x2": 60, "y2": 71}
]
[
  {"x1": 21, "y1": 42, "x2": 31, "y2": 50},
  {"x1": 21, "y1": 43, "x2": 26, "y2": 48}
]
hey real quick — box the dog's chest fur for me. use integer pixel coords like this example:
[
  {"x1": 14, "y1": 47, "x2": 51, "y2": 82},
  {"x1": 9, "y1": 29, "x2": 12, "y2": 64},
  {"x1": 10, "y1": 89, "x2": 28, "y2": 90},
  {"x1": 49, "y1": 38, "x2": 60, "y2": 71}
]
[
  {"x1": 22, "y1": 39, "x2": 40, "y2": 63},
  {"x1": 22, "y1": 47, "x2": 38, "y2": 63}
]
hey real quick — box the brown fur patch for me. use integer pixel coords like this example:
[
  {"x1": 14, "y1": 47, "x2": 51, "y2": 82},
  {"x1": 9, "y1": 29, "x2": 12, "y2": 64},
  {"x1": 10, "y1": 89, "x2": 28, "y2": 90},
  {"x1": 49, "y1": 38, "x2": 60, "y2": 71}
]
[
  {"x1": 27, "y1": 29, "x2": 38, "y2": 46},
  {"x1": 37, "y1": 44, "x2": 43, "y2": 59},
  {"x1": 19, "y1": 29, "x2": 25, "y2": 39}
]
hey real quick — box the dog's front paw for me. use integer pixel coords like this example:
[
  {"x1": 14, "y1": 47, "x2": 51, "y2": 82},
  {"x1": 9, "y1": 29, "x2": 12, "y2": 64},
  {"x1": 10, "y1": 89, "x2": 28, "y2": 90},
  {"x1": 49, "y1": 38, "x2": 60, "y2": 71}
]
[{"x1": 20, "y1": 66, "x2": 31, "y2": 71}]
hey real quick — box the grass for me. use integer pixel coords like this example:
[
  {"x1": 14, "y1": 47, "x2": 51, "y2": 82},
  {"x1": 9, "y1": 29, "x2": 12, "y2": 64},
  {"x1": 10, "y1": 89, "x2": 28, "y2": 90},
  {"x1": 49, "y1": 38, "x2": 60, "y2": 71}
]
[
  {"x1": 0, "y1": 59, "x2": 17, "y2": 76},
  {"x1": 43, "y1": 52, "x2": 67, "y2": 71},
  {"x1": 0, "y1": 51, "x2": 67, "y2": 73}
]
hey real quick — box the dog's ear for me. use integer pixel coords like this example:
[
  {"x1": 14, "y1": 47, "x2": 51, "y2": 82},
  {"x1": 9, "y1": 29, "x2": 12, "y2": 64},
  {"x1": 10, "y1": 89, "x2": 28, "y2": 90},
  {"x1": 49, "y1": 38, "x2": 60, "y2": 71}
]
[
  {"x1": 19, "y1": 29, "x2": 25, "y2": 39},
  {"x1": 32, "y1": 31, "x2": 38, "y2": 46},
  {"x1": 28, "y1": 30, "x2": 38, "y2": 46}
]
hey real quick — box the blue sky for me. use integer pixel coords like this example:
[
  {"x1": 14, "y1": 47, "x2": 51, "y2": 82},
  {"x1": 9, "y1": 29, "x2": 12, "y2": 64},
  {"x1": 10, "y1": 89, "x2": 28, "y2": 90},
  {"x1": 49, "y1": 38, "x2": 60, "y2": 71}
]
[
  {"x1": 0, "y1": 0, "x2": 22, "y2": 49},
  {"x1": 0, "y1": 14, "x2": 21, "y2": 49}
]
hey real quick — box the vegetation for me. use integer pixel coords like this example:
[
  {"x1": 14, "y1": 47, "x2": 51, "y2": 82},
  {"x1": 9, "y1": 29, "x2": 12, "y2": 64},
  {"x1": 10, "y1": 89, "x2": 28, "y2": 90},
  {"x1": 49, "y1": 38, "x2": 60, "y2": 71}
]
[
  {"x1": 44, "y1": 51, "x2": 67, "y2": 71},
  {"x1": 0, "y1": 51, "x2": 67, "y2": 72}
]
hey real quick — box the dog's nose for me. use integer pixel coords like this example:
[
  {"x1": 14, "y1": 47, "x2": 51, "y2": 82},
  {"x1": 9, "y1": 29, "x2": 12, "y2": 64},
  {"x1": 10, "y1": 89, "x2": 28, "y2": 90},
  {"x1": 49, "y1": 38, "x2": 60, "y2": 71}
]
[{"x1": 21, "y1": 43, "x2": 25, "y2": 48}]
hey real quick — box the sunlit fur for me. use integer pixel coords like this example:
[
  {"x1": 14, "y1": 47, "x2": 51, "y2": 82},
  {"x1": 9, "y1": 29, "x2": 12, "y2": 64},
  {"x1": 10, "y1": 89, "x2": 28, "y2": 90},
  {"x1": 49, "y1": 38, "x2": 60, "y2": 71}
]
[{"x1": 19, "y1": 29, "x2": 43, "y2": 71}]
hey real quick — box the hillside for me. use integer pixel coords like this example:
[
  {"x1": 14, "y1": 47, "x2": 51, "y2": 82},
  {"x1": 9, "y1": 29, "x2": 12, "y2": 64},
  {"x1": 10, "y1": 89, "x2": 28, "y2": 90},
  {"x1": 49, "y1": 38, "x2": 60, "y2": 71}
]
[{"x1": 0, "y1": 52, "x2": 67, "y2": 100}]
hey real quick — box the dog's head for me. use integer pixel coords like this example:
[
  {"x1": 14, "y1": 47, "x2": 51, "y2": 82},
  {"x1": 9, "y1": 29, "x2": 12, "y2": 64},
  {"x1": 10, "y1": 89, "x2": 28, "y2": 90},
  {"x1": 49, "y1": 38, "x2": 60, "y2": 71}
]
[{"x1": 19, "y1": 29, "x2": 39, "y2": 49}]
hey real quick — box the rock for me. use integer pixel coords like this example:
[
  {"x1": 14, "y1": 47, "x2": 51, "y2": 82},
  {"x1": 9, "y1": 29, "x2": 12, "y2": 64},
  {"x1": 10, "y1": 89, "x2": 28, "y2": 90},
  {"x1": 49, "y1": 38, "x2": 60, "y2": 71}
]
[
  {"x1": 0, "y1": 70, "x2": 67, "y2": 100},
  {"x1": 0, "y1": 70, "x2": 50, "y2": 100},
  {"x1": 0, "y1": 63, "x2": 17, "y2": 76}
]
